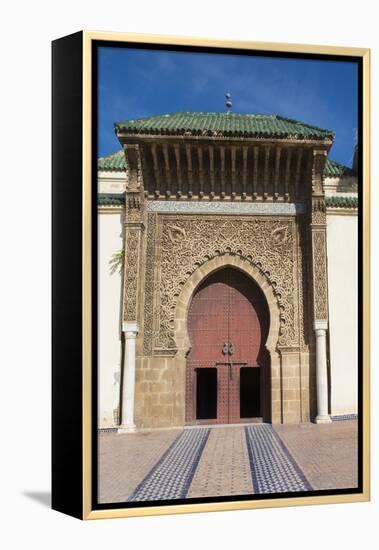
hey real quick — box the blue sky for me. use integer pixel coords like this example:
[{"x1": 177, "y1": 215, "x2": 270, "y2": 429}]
[{"x1": 98, "y1": 47, "x2": 358, "y2": 167}]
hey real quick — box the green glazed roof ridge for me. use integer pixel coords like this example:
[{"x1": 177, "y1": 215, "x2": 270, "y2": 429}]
[
  {"x1": 117, "y1": 111, "x2": 331, "y2": 129},
  {"x1": 324, "y1": 158, "x2": 356, "y2": 177},
  {"x1": 98, "y1": 193, "x2": 125, "y2": 206},
  {"x1": 97, "y1": 150, "x2": 127, "y2": 171},
  {"x1": 114, "y1": 111, "x2": 335, "y2": 139},
  {"x1": 325, "y1": 196, "x2": 358, "y2": 208}
]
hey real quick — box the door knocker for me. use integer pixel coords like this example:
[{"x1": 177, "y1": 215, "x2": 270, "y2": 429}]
[{"x1": 222, "y1": 342, "x2": 234, "y2": 356}]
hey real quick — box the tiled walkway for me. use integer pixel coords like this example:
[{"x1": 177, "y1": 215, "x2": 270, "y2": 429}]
[{"x1": 98, "y1": 421, "x2": 358, "y2": 504}]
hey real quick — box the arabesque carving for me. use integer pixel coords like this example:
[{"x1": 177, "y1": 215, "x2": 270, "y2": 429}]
[
  {"x1": 123, "y1": 230, "x2": 140, "y2": 321},
  {"x1": 311, "y1": 197, "x2": 326, "y2": 225},
  {"x1": 143, "y1": 215, "x2": 156, "y2": 354},
  {"x1": 126, "y1": 193, "x2": 144, "y2": 223},
  {"x1": 312, "y1": 231, "x2": 328, "y2": 321},
  {"x1": 297, "y1": 221, "x2": 309, "y2": 352},
  {"x1": 149, "y1": 216, "x2": 300, "y2": 351},
  {"x1": 312, "y1": 150, "x2": 327, "y2": 195},
  {"x1": 124, "y1": 144, "x2": 143, "y2": 192}
]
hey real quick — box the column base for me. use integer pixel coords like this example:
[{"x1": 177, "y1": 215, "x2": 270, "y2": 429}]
[
  {"x1": 118, "y1": 424, "x2": 137, "y2": 434},
  {"x1": 315, "y1": 415, "x2": 332, "y2": 424}
]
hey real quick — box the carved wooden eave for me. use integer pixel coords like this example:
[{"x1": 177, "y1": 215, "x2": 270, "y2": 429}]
[{"x1": 116, "y1": 132, "x2": 332, "y2": 203}]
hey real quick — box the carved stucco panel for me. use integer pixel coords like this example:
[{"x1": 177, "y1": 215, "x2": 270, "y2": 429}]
[
  {"x1": 311, "y1": 197, "x2": 327, "y2": 225},
  {"x1": 143, "y1": 215, "x2": 301, "y2": 353},
  {"x1": 312, "y1": 230, "x2": 328, "y2": 321},
  {"x1": 143, "y1": 214, "x2": 157, "y2": 354},
  {"x1": 297, "y1": 220, "x2": 309, "y2": 351},
  {"x1": 123, "y1": 230, "x2": 140, "y2": 322}
]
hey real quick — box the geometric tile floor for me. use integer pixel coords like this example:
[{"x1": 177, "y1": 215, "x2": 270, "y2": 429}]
[
  {"x1": 128, "y1": 428, "x2": 210, "y2": 501},
  {"x1": 98, "y1": 420, "x2": 358, "y2": 504},
  {"x1": 245, "y1": 425, "x2": 312, "y2": 493}
]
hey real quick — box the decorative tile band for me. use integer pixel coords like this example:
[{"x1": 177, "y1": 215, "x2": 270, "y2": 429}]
[
  {"x1": 128, "y1": 428, "x2": 210, "y2": 502},
  {"x1": 147, "y1": 200, "x2": 306, "y2": 216},
  {"x1": 245, "y1": 425, "x2": 312, "y2": 494},
  {"x1": 331, "y1": 414, "x2": 358, "y2": 421}
]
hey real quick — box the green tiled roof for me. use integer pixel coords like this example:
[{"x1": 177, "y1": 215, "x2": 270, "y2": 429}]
[
  {"x1": 98, "y1": 151, "x2": 127, "y2": 171},
  {"x1": 325, "y1": 196, "x2": 358, "y2": 208},
  {"x1": 115, "y1": 112, "x2": 335, "y2": 140},
  {"x1": 324, "y1": 158, "x2": 355, "y2": 178},
  {"x1": 98, "y1": 193, "x2": 125, "y2": 206}
]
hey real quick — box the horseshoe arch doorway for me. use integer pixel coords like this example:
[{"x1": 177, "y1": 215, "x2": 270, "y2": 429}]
[{"x1": 185, "y1": 267, "x2": 271, "y2": 425}]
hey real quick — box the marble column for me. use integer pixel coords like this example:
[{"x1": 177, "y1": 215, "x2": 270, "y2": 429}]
[
  {"x1": 119, "y1": 321, "x2": 139, "y2": 433},
  {"x1": 314, "y1": 320, "x2": 331, "y2": 423}
]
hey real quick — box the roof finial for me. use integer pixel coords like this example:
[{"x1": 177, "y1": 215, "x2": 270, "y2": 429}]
[{"x1": 225, "y1": 92, "x2": 232, "y2": 113}]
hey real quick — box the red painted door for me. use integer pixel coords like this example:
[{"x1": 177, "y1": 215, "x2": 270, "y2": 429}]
[{"x1": 186, "y1": 268, "x2": 269, "y2": 424}]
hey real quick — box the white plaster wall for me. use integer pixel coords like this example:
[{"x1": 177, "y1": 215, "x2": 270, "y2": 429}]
[
  {"x1": 98, "y1": 211, "x2": 124, "y2": 428},
  {"x1": 327, "y1": 213, "x2": 358, "y2": 415},
  {"x1": 324, "y1": 176, "x2": 357, "y2": 196},
  {"x1": 98, "y1": 171, "x2": 126, "y2": 193}
]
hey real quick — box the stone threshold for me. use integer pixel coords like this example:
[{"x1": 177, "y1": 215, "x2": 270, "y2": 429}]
[{"x1": 185, "y1": 421, "x2": 265, "y2": 430}]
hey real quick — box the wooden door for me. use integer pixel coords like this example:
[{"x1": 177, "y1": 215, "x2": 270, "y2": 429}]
[{"x1": 186, "y1": 268, "x2": 269, "y2": 424}]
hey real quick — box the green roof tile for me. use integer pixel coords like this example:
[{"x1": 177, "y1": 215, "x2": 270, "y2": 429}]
[
  {"x1": 98, "y1": 151, "x2": 127, "y2": 171},
  {"x1": 325, "y1": 196, "x2": 358, "y2": 208},
  {"x1": 324, "y1": 158, "x2": 355, "y2": 178},
  {"x1": 115, "y1": 112, "x2": 335, "y2": 140},
  {"x1": 98, "y1": 193, "x2": 125, "y2": 206}
]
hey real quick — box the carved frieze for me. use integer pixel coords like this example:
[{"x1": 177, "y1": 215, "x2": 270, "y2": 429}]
[
  {"x1": 143, "y1": 215, "x2": 301, "y2": 353},
  {"x1": 147, "y1": 200, "x2": 306, "y2": 216}
]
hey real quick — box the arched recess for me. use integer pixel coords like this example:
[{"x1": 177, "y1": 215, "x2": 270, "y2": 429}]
[{"x1": 173, "y1": 253, "x2": 282, "y2": 423}]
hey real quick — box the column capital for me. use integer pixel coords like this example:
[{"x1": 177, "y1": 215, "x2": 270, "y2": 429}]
[
  {"x1": 314, "y1": 320, "x2": 328, "y2": 331},
  {"x1": 122, "y1": 321, "x2": 139, "y2": 334}
]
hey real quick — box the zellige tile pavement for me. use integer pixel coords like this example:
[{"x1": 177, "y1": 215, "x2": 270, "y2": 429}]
[{"x1": 98, "y1": 421, "x2": 358, "y2": 504}]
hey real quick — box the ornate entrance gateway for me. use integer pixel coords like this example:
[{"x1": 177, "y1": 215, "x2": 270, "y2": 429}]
[
  {"x1": 110, "y1": 111, "x2": 336, "y2": 430},
  {"x1": 185, "y1": 268, "x2": 270, "y2": 425}
]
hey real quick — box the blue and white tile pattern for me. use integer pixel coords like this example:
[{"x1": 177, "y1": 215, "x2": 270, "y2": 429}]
[
  {"x1": 331, "y1": 414, "x2": 358, "y2": 421},
  {"x1": 245, "y1": 425, "x2": 312, "y2": 494},
  {"x1": 128, "y1": 428, "x2": 210, "y2": 502}
]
